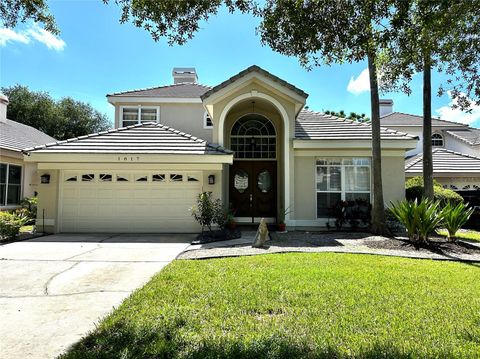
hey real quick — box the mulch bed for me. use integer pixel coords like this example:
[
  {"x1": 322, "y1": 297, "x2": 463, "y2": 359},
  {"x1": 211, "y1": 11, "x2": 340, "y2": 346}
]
[{"x1": 365, "y1": 237, "x2": 480, "y2": 256}]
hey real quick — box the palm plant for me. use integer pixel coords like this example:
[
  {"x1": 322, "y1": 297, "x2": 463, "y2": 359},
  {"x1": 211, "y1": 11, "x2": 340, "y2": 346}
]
[
  {"x1": 415, "y1": 199, "x2": 444, "y2": 242},
  {"x1": 440, "y1": 202, "x2": 475, "y2": 242},
  {"x1": 389, "y1": 199, "x2": 444, "y2": 242}
]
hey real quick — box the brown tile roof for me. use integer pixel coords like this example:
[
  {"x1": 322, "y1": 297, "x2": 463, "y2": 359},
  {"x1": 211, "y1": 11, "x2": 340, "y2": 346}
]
[
  {"x1": 380, "y1": 112, "x2": 466, "y2": 127},
  {"x1": 0, "y1": 119, "x2": 56, "y2": 152},
  {"x1": 295, "y1": 110, "x2": 417, "y2": 140},
  {"x1": 107, "y1": 83, "x2": 211, "y2": 98},
  {"x1": 24, "y1": 122, "x2": 232, "y2": 155},
  {"x1": 405, "y1": 149, "x2": 480, "y2": 174},
  {"x1": 201, "y1": 65, "x2": 308, "y2": 101}
]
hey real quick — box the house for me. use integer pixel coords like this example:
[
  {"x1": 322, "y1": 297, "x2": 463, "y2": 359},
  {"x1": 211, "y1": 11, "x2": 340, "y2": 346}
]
[
  {"x1": 0, "y1": 94, "x2": 56, "y2": 210},
  {"x1": 23, "y1": 66, "x2": 417, "y2": 233},
  {"x1": 379, "y1": 99, "x2": 480, "y2": 191}
]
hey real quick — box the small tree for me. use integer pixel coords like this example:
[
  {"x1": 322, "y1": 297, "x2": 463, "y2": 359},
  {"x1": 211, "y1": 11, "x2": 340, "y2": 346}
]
[{"x1": 190, "y1": 192, "x2": 225, "y2": 235}]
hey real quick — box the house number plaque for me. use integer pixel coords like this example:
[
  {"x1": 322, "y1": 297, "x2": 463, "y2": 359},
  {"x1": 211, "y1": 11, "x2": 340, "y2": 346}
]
[{"x1": 117, "y1": 156, "x2": 141, "y2": 161}]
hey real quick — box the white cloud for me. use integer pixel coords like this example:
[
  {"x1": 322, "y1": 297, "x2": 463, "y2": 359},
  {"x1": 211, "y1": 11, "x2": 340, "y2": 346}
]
[
  {"x1": 0, "y1": 24, "x2": 65, "y2": 51},
  {"x1": 27, "y1": 24, "x2": 65, "y2": 51},
  {"x1": 347, "y1": 68, "x2": 370, "y2": 95},
  {"x1": 0, "y1": 28, "x2": 30, "y2": 46},
  {"x1": 435, "y1": 91, "x2": 480, "y2": 126}
]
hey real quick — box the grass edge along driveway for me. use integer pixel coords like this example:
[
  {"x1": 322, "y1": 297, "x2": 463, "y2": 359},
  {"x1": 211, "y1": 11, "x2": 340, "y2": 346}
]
[{"x1": 60, "y1": 253, "x2": 480, "y2": 359}]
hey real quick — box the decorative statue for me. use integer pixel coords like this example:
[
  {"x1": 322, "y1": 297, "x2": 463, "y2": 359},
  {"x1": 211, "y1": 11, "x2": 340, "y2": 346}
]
[{"x1": 252, "y1": 218, "x2": 269, "y2": 248}]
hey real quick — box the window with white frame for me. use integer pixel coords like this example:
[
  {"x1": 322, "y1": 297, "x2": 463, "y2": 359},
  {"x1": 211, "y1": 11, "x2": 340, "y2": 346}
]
[
  {"x1": 0, "y1": 163, "x2": 22, "y2": 206},
  {"x1": 431, "y1": 133, "x2": 444, "y2": 147},
  {"x1": 204, "y1": 111, "x2": 213, "y2": 128},
  {"x1": 121, "y1": 106, "x2": 160, "y2": 127},
  {"x1": 316, "y1": 158, "x2": 371, "y2": 217}
]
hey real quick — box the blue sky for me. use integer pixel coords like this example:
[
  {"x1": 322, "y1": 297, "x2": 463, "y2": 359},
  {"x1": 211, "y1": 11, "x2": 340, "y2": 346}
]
[{"x1": 1, "y1": 0, "x2": 479, "y2": 128}]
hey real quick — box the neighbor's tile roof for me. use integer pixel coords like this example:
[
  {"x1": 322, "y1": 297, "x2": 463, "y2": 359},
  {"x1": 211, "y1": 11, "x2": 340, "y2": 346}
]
[
  {"x1": 295, "y1": 110, "x2": 418, "y2": 140},
  {"x1": 201, "y1": 65, "x2": 308, "y2": 101},
  {"x1": 380, "y1": 112, "x2": 466, "y2": 127},
  {"x1": 24, "y1": 122, "x2": 232, "y2": 155},
  {"x1": 445, "y1": 128, "x2": 480, "y2": 146},
  {"x1": 0, "y1": 119, "x2": 56, "y2": 152},
  {"x1": 107, "y1": 83, "x2": 211, "y2": 98},
  {"x1": 405, "y1": 149, "x2": 480, "y2": 174}
]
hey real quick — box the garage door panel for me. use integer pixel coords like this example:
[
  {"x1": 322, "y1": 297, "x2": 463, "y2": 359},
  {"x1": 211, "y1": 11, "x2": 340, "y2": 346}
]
[{"x1": 60, "y1": 172, "x2": 202, "y2": 233}]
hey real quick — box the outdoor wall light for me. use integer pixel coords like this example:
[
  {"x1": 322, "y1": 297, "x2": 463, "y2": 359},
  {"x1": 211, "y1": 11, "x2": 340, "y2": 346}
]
[
  {"x1": 208, "y1": 175, "x2": 215, "y2": 185},
  {"x1": 40, "y1": 174, "x2": 50, "y2": 184}
]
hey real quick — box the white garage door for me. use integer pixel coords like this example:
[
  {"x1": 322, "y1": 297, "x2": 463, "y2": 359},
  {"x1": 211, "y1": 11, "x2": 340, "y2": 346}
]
[{"x1": 59, "y1": 171, "x2": 203, "y2": 233}]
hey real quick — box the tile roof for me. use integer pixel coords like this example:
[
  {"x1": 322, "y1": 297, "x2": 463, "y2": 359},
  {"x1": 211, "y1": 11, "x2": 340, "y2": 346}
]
[
  {"x1": 445, "y1": 128, "x2": 480, "y2": 146},
  {"x1": 107, "y1": 83, "x2": 211, "y2": 98},
  {"x1": 295, "y1": 110, "x2": 418, "y2": 140},
  {"x1": 380, "y1": 112, "x2": 466, "y2": 127},
  {"x1": 24, "y1": 122, "x2": 232, "y2": 155},
  {"x1": 405, "y1": 149, "x2": 480, "y2": 174},
  {"x1": 0, "y1": 119, "x2": 56, "y2": 152},
  {"x1": 201, "y1": 65, "x2": 308, "y2": 101}
]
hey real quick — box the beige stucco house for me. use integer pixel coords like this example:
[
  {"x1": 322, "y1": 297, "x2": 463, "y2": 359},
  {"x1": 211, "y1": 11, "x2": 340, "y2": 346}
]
[
  {"x1": 24, "y1": 66, "x2": 417, "y2": 233},
  {"x1": 380, "y1": 100, "x2": 480, "y2": 191},
  {"x1": 0, "y1": 94, "x2": 56, "y2": 210}
]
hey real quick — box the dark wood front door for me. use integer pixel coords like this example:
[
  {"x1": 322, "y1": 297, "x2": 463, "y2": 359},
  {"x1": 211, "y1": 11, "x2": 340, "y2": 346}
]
[{"x1": 229, "y1": 161, "x2": 277, "y2": 221}]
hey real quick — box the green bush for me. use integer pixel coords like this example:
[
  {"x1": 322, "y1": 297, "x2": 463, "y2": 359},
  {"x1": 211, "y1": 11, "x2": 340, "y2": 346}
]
[
  {"x1": 406, "y1": 176, "x2": 441, "y2": 188},
  {"x1": 441, "y1": 202, "x2": 475, "y2": 241},
  {"x1": 405, "y1": 176, "x2": 463, "y2": 206},
  {"x1": 0, "y1": 210, "x2": 30, "y2": 241},
  {"x1": 389, "y1": 199, "x2": 444, "y2": 242},
  {"x1": 20, "y1": 196, "x2": 38, "y2": 222},
  {"x1": 190, "y1": 192, "x2": 225, "y2": 233}
]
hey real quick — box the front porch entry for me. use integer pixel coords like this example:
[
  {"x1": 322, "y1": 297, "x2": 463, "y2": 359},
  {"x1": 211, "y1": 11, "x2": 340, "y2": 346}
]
[{"x1": 230, "y1": 160, "x2": 277, "y2": 223}]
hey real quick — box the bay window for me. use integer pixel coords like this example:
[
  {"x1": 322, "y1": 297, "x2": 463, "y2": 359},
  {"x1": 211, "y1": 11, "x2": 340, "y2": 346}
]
[
  {"x1": 316, "y1": 158, "x2": 371, "y2": 217},
  {"x1": 0, "y1": 163, "x2": 22, "y2": 206},
  {"x1": 121, "y1": 106, "x2": 160, "y2": 127}
]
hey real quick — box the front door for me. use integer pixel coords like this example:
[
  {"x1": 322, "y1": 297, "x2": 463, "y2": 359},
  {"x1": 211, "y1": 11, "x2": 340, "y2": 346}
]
[{"x1": 229, "y1": 161, "x2": 277, "y2": 222}]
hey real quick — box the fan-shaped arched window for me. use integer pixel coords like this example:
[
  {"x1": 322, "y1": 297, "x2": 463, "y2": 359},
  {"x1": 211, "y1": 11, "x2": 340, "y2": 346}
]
[
  {"x1": 230, "y1": 115, "x2": 276, "y2": 159},
  {"x1": 431, "y1": 133, "x2": 444, "y2": 147}
]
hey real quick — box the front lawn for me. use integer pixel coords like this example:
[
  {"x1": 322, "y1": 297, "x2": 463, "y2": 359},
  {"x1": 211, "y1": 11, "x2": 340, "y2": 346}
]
[
  {"x1": 61, "y1": 253, "x2": 480, "y2": 358},
  {"x1": 437, "y1": 229, "x2": 480, "y2": 242}
]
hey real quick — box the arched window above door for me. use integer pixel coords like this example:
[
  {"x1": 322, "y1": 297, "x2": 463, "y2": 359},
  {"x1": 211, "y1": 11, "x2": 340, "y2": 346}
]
[{"x1": 230, "y1": 114, "x2": 276, "y2": 159}]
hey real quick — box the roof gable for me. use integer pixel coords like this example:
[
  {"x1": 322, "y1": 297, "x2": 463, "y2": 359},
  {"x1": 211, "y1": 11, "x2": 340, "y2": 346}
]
[
  {"x1": 24, "y1": 122, "x2": 232, "y2": 155},
  {"x1": 445, "y1": 128, "x2": 480, "y2": 146},
  {"x1": 200, "y1": 65, "x2": 308, "y2": 102},
  {"x1": 296, "y1": 110, "x2": 417, "y2": 140},
  {"x1": 0, "y1": 119, "x2": 56, "y2": 152}
]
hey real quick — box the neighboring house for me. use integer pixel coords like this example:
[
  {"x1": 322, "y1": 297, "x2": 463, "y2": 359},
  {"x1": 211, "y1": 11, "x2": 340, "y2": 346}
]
[
  {"x1": 380, "y1": 99, "x2": 480, "y2": 191},
  {"x1": 24, "y1": 66, "x2": 417, "y2": 233},
  {"x1": 0, "y1": 94, "x2": 56, "y2": 210}
]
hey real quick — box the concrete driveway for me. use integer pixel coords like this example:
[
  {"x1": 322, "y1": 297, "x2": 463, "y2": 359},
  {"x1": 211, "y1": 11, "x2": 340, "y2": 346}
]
[{"x1": 0, "y1": 233, "x2": 193, "y2": 359}]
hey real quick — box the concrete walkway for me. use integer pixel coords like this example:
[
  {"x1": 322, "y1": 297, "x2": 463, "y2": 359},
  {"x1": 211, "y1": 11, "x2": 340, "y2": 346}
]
[{"x1": 0, "y1": 233, "x2": 193, "y2": 359}]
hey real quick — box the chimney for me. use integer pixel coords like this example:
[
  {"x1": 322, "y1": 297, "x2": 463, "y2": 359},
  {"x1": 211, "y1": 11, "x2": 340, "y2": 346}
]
[
  {"x1": 0, "y1": 94, "x2": 8, "y2": 123},
  {"x1": 172, "y1": 67, "x2": 198, "y2": 84},
  {"x1": 379, "y1": 99, "x2": 393, "y2": 117}
]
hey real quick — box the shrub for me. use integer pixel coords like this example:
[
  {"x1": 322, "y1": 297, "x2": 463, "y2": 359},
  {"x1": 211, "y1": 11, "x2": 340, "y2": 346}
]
[
  {"x1": 332, "y1": 199, "x2": 371, "y2": 230},
  {"x1": 441, "y1": 202, "x2": 475, "y2": 241},
  {"x1": 389, "y1": 199, "x2": 444, "y2": 242},
  {"x1": 20, "y1": 196, "x2": 38, "y2": 222},
  {"x1": 406, "y1": 180, "x2": 463, "y2": 207},
  {"x1": 0, "y1": 210, "x2": 30, "y2": 241},
  {"x1": 190, "y1": 192, "x2": 225, "y2": 234},
  {"x1": 406, "y1": 176, "x2": 441, "y2": 188}
]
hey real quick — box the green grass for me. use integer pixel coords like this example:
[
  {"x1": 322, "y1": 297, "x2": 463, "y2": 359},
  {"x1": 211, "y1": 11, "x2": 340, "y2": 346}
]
[
  {"x1": 437, "y1": 229, "x2": 480, "y2": 242},
  {"x1": 60, "y1": 253, "x2": 480, "y2": 359}
]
